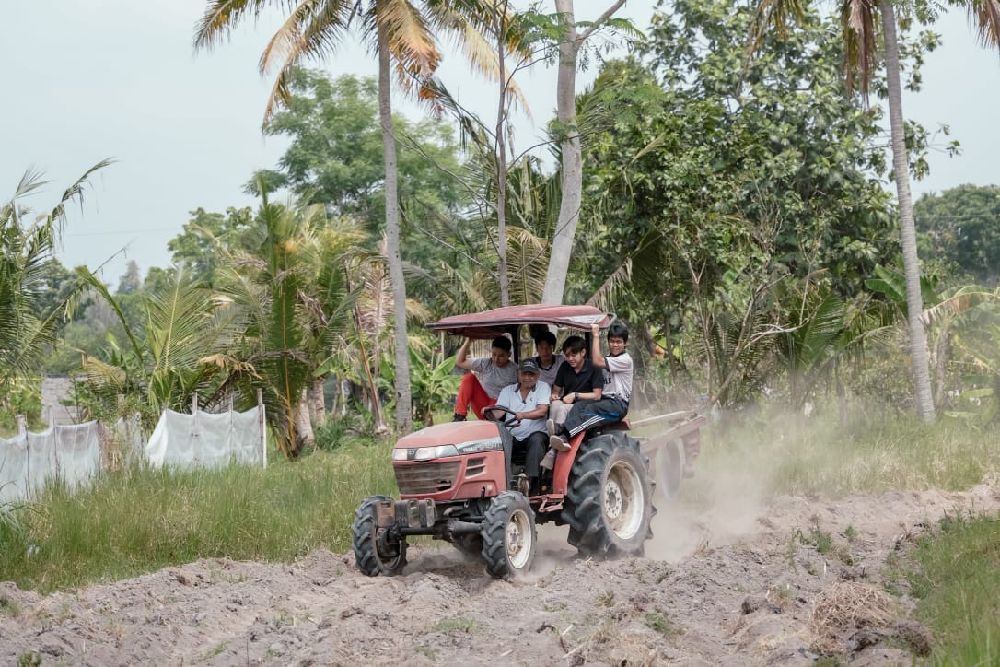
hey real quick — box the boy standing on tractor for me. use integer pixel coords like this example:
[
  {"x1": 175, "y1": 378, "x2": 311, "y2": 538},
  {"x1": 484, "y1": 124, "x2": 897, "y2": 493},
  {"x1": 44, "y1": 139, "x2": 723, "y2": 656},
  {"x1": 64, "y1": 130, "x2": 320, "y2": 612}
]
[
  {"x1": 549, "y1": 321, "x2": 633, "y2": 449},
  {"x1": 453, "y1": 336, "x2": 517, "y2": 421}
]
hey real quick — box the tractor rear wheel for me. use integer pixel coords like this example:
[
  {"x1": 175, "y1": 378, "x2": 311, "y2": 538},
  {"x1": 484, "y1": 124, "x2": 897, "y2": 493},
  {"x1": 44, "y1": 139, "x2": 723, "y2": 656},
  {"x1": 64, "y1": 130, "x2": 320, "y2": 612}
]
[
  {"x1": 562, "y1": 433, "x2": 653, "y2": 557},
  {"x1": 481, "y1": 491, "x2": 537, "y2": 579},
  {"x1": 352, "y1": 495, "x2": 407, "y2": 576}
]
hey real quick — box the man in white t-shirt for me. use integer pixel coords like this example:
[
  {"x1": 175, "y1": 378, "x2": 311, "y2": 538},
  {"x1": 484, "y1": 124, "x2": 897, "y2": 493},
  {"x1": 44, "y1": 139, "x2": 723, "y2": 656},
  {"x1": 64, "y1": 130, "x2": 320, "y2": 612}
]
[
  {"x1": 489, "y1": 359, "x2": 551, "y2": 496},
  {"x1": 549, "y1": 321, "x2": 633, "y2": 449}
]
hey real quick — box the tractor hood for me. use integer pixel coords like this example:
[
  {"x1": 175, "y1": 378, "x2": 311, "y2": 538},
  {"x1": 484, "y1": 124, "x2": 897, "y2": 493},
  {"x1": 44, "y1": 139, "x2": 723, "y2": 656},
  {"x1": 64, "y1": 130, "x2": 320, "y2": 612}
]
[{"x1": 395, "y1": 420, "x2": 501, "y2": 449}]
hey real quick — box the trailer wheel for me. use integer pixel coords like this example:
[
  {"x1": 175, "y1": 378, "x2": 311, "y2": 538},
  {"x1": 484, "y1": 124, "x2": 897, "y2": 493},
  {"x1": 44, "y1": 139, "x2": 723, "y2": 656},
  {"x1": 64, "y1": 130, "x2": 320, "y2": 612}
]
[
  {"x1": 562, "y1": 433, "x2": 653, "y2": 557},
  {"x1": 352, "y1": 495, "x2": 407, "y2": 576},
  {"x1": 481, "y1": 491, "x2": 537, "y2": 579},
  {"x1": 655, "y1": 439, "x2": 685, "y2": 499}
]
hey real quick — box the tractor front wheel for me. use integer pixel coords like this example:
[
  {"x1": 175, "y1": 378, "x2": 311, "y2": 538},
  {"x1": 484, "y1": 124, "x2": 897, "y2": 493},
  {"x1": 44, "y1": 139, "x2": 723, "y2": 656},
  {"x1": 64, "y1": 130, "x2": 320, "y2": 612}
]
[
  {"x1": 352, "y1": 495, "x2": 407, "y2": 576},
  {"x1": 481, "y1": 491, "x2": 537, "y2": 579}
]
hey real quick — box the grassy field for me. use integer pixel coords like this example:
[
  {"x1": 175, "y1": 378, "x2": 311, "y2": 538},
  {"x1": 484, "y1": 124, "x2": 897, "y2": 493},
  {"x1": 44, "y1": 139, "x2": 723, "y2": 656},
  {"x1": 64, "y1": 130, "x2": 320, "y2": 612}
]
[
  {"x1": 683, "y1": 411, "x2": 1000, "y2": 499},
  {"x1": 1, "y1": 410, "x2": 998, "y2": 594},
  {"x1": 0, "y1": 438, "x2": 395, "y2": 593},
  {"x1": 908, "y1": 512, "x2": 1000, "y2": 664}
]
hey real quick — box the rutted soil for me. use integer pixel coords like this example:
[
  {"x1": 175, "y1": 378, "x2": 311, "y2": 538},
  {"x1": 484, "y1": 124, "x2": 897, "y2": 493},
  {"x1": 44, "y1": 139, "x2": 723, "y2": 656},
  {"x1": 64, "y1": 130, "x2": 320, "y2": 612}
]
[{"x1": 1, "y1": 481, "x2": 998, "y2": 666}]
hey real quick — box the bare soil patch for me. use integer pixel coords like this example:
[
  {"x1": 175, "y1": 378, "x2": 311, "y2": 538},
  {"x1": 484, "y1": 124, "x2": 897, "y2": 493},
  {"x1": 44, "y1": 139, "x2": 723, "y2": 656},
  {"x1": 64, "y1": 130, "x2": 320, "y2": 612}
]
[{"x1": 1, "y1": 482, "x2": 997, "y2": 666}]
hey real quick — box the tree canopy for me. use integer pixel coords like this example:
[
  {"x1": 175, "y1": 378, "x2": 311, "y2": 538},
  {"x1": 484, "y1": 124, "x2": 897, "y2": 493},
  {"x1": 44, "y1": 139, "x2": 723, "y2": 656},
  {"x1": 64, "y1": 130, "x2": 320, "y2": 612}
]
[{"x1": 916, "y1": 184, "x2": 1000, "y2": 286}]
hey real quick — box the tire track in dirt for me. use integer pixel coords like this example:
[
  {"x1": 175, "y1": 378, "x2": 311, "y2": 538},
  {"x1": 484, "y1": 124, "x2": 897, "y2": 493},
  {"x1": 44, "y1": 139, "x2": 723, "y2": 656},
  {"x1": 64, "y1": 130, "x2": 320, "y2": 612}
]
[{"x1": 1, "y1": 481, "x2": 997, "y2": 666}]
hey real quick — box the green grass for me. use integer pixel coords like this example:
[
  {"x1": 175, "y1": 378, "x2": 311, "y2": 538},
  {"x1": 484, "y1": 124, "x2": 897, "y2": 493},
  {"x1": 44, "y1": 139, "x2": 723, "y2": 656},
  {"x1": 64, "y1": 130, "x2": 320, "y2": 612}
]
[
  {"x1": 432, "y1": 617, "x2": 475, "y2": 633},
  {"x1": 0, "y1": 439, "x2": 396, "y2": 592},
  {"x1": 908, "y1": 512, "x2": 1000, "y2": 665},
  {"x1": 643, "y1": 611, "x2": 680, "y2": 638},
  {"x1": 682, "y1": 411, "x2": 1000, "y2": 499}
]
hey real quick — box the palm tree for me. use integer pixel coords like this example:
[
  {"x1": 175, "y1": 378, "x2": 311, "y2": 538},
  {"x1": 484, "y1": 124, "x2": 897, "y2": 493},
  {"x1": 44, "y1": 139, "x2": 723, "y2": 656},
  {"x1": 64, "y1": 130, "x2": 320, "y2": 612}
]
[
  {"x1": 0, "y1": 162, "x2": 111, "y2": 388},
  {"x1": 194, "y1": 0, "x2": 505, "y2": 435},
  {"x1": 217, "y1": 200, "x2": 360, "y2": 457},
  {"x1": 751, "y1": 0, "x2": 1000, "y2": 422},
  {"x1": 75, "y1": 266, "x2": 247, "y2": 429}
]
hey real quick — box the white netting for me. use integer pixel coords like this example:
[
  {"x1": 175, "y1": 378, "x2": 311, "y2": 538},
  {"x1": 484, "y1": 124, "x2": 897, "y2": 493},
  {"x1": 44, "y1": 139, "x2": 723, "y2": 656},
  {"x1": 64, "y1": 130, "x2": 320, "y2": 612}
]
[
  {"x1": 0, "y1": 433, "x2": 29, "y2": 504},
  {"x1": 0, "y1": 421, "x2": 102, "y2": 503},
  {"x1": 52, "y1": 422, "x2": 103, "y2": 490},
  {"x1": 1, "y1": 407, "x2": 265, "y2": 502},
  {"x1": 144, "y1": 406, "x2": 265, "y2": 470}
]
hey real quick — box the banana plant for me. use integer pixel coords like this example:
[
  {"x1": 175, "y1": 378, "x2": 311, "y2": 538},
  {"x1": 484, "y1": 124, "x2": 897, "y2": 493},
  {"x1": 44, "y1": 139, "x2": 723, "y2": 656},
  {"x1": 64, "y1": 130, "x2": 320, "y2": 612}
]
[{"x1": 408, "y1": 349, "x2": 460, "y2": 427}]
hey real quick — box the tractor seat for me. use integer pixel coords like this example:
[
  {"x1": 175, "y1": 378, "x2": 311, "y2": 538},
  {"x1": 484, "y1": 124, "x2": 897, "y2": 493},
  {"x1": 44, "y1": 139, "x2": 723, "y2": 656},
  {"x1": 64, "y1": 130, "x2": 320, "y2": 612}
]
[{"x1": 589, "y1": 417, "x2": 630, "y2": 437}]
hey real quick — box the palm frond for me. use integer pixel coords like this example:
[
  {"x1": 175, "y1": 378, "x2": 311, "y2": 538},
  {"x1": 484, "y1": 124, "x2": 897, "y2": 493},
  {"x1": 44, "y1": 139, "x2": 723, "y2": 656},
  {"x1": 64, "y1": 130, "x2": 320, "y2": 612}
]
[
  {"x1": 749, "y1": 0, "x2": 809, "y2": 52},
  {"x1": 586, "y1": 259, "x2": 633, "y2": 312},
  {"x1": 379, "y1": 0, "x2": 441, "y2": 78},
  {"x1": 967, "y1": 0, "x2": 1000, "y2": 49},
  {"x1": 922, "y1": 287, "x2": 998, "y2": 326},
  {"x1": 47, "y1": 159, "x2": 114, "y2": 236},
  {"x1": 259, "y1": 0, "x2": 352, "y2": 120},
  {"x1": 194, "y1": 0, "x2": 283, "y2": 51},
  {"x1": 841, "y1": 0, "x2": 880, "y2": 100},
  {"x1": 506, "y1": 225, "x2": 547, "y2": 305},
  {"x1": 74, "y1": 267, "x2": 145, "y2": 363}
]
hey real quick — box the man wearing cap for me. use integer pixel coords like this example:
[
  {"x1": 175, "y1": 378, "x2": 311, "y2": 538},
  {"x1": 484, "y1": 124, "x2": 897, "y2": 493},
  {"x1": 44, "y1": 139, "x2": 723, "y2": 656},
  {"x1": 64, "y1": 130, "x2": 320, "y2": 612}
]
[{"x1": 489, "y1": 359, "x2": 551, "y2": 496}]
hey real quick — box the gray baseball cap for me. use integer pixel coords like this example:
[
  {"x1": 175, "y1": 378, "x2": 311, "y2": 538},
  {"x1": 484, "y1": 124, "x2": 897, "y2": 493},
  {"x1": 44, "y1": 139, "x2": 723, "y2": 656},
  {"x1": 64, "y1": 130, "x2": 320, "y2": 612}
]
[{"x1": 518, "y1": 359, "x2": 540, "y2": 374}]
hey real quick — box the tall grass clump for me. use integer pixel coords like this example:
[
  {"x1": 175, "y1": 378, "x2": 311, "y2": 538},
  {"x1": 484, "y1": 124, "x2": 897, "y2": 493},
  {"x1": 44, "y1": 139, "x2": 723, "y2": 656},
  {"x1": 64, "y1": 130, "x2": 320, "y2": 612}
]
[
  {"x1": 908, "y1": 512, "x2": 1000, "y2": 664},
  {"x1": 682, "y1": 408, "x2": 1000, "y2": 499},
  {"x1": 0, "y1": 439, "x2": 395, "y2": 592}
]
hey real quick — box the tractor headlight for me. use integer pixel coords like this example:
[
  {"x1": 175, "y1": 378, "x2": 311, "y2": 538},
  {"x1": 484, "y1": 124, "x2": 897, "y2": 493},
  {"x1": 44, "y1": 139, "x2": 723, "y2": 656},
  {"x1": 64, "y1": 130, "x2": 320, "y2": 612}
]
[
  {"x1": 412, "y1": 445, "x2": 460, "y2": 461},
  {"x1": 455, "y1": 437, "x2": 503, "y2": 454}
]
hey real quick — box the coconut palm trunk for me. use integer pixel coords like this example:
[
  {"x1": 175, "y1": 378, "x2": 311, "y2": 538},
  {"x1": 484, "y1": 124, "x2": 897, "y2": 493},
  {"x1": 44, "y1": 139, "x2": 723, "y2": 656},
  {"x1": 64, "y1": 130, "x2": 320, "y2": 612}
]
[
  {"x1": 542, "y1": 0, "x2": 582, "y2": 306},
  {"x1": 542, "y1": 0, "x2": 625, "y2": 305},
  {"x1": 879, "y1": 0, "x2": 935, "y2": 421},
  {"x1": 377, "y1": 18, "x2": 414, "y2": 434},
  {"x1": 494, "y1": 4, "x2": 511, "y2": 307}
]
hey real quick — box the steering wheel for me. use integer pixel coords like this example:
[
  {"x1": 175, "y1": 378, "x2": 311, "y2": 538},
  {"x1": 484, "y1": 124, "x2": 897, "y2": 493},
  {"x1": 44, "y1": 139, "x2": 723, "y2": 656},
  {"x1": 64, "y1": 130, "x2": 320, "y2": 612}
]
[{"x1": 483, "y1": 404, "x2": 521, "y2": 427}]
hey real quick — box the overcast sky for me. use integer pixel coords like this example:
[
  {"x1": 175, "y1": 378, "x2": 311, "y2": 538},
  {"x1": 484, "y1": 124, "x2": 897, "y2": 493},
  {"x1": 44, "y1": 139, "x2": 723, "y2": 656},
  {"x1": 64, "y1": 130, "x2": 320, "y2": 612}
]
[{"x1": 2, "y1": 1, "x2": 997, "y2": 283}]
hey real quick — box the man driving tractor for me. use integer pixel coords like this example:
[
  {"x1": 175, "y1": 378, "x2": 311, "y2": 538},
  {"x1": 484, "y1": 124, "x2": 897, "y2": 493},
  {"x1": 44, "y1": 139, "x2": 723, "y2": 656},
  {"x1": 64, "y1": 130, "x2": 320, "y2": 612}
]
[{"x1": 488, "y1": 359, "x2": 551, "y2": 496}]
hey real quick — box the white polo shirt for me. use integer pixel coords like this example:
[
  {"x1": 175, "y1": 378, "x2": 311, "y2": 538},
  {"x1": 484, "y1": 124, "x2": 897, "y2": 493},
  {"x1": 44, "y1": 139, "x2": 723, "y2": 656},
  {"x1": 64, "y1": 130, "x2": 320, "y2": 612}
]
[{"x1": 495, "y1": 381, "x2": 551, "y2": 441}]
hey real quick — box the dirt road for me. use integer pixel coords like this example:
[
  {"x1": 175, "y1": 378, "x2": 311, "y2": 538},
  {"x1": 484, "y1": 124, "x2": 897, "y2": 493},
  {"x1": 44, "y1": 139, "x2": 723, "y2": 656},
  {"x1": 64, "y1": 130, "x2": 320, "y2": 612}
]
[{"x1": 2, "y1": 481, "x2": 997, "y2": 666}]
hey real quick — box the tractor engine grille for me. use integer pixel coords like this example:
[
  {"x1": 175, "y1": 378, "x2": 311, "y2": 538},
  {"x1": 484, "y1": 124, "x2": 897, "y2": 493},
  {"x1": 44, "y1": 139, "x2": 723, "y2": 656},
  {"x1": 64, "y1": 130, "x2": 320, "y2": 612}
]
[{"x1": 394, "y1": 461, "x2": 461, "y2": 495}]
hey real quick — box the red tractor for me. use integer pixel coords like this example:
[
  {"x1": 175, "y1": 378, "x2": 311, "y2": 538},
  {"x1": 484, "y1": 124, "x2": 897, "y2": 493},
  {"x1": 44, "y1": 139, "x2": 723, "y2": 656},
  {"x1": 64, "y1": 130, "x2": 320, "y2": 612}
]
[{"x1": 352, "y1": 305, "x2": 704, "y2": 579}]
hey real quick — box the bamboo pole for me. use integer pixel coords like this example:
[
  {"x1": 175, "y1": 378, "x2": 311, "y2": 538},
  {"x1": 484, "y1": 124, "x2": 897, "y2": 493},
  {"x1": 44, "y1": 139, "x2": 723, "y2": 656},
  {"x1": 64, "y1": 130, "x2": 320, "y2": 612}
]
[{"x1": 257, "y1": 389, "x2": 267, "y2": 470}]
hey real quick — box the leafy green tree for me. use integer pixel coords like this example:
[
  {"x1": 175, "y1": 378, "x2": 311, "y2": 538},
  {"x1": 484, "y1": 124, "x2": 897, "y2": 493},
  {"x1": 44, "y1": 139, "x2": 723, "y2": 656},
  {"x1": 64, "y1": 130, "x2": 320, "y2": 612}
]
[
  {"x1": 915, "y1": 184, "x2": 1000, "y2": 286},
  {"x1": 750, "y1": 0, "x2": 1000, "y2": 421},
  {"x1": 195, "y1": 0, "x2": 515, "y2": 435},
  {"x1": 570, "y1": 2, "x2": 902, "y2": 405},
  {"x1": 168, "y1": 207, "x2": 255, "y2": 285},
  {"x1": 250, "y1": 70, "x2": 466, "y2": 260},
  {"x1": 116, "y1": 261, "x2": 142, "y2": 294}
]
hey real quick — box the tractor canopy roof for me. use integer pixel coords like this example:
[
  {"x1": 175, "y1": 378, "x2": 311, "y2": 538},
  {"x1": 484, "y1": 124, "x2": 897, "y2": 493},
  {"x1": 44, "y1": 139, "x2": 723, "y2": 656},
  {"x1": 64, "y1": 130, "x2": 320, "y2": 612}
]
[{"x1": 428, "y1": 304, "x2": 612, "y2": 339}]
